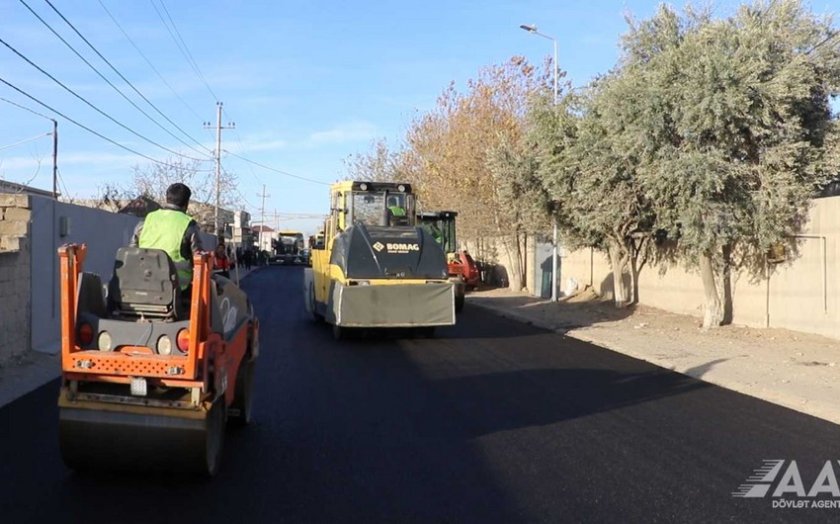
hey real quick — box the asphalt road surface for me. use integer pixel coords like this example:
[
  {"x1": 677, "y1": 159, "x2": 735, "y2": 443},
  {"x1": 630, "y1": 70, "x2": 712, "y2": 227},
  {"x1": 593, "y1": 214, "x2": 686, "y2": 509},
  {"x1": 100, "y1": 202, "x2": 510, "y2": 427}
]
[{"x1": 2, "y1": 266, "x2": 840, "y2": 523}]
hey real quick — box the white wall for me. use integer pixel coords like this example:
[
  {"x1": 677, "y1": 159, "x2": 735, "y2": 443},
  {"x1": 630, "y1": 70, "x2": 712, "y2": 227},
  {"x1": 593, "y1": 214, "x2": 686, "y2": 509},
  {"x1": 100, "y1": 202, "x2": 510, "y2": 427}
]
[
  {"x1": 29, "y1": 197, "x2": 218, "y2": 354},
  {"x1": 30, "y1": 197, "x2": 141, "y2": 354}
]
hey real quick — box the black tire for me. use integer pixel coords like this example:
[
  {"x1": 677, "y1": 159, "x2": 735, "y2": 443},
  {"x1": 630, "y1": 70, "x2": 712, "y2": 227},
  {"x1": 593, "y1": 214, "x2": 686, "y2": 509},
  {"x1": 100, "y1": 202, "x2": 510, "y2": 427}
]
[
  {"x1": 309, "y1": 283, "x2": 324, "y2": 323},
  {"x1": 455, "y1": 294, "x2": 465, "y2": 313},
  {"x1": 332, "y1": 324, "x2": 347, "y2": 340},
  {"x1": 202, "y1": 398, "x2": 225, "y2": 477},
  {"x1": 414, "y1": 326, "x2": 436, "y2": 338},
  {"x1": 228, "y1": 359, "x2": 255, "y2": 427}
]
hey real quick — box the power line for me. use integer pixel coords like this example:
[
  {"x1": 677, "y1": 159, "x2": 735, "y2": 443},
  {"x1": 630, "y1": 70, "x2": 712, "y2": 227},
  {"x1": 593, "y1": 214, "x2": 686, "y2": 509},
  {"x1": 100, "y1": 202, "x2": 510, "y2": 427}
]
[
  {"x1": 96, "y1": 0, "x2": 205, "y2": 123},
  {"x1": 223, "y1": 150, "x2": 331, "y2": 185},
  {"x1": 149, "y1": 0, "x2": 218, "y2": 102},
  {"x1": 0, "y1": 132, "x2": 50, "y2": 152},
  {"x1": 223, "y1": 106, "x2": 264, "y2": 185},
  {"x1": 0, "y1": 95, "x2": 54, "y2": 121},
  {"x1": 56, "y1": 166, "x2": 70, "y2": 200},
  {"x1": 0, "y1": 36, "x2": 208, "y2": 162},
  {"x1": 40, "y1": 0, "x2": 212, "y2": 156},
  {"x1": 0, "y1": 75, "x2": 210, "y2": 170}
]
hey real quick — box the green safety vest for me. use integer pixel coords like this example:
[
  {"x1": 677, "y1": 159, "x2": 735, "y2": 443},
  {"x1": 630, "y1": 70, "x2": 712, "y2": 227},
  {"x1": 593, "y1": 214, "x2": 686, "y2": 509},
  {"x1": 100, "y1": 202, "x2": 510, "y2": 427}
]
[
  {"x1": 138, "y1": 209, "x2": 194, "y2": 290},
  {"x1": 388, "y1": 206, "x2": 406, "y2": 217}
]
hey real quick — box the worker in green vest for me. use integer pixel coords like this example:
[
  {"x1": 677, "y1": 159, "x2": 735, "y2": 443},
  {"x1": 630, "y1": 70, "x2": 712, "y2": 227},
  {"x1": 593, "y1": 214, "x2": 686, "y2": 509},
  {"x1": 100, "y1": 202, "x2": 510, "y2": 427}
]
[
  {"x1": 130, "y1": 183, "x2": 204, "y2": 291},
  {"x1": 387, "y1": 195, "x2": 408, "y2": 226}
]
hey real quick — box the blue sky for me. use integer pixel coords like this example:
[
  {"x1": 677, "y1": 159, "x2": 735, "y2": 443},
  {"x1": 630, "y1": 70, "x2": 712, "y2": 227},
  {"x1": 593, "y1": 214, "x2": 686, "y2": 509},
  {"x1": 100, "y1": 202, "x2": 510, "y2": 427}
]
[{"x1": 0, "y1": 0, "x2": 835, "y2": 235}]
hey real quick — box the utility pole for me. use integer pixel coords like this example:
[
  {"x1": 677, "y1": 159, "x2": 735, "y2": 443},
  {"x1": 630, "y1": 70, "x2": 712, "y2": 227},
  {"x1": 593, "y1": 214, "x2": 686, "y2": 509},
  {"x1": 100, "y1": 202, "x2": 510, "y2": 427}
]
[
  {"x1": 521, "y1": 23, "x2": 560, "y2": 302},
  {"x1": 50, "y1": 119, "x2": 58, "y2": 199},
  {"x1": 258, "y1": 185, "x2": 269, "y2": 251},
  {"x1": 204, "y1": 102, "x2": 234, "y2": 239}
]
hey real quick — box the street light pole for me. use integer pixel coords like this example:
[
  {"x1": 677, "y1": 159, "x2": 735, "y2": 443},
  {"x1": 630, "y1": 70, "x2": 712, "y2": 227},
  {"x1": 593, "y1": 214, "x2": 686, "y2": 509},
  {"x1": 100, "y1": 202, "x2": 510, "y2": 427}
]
[{"x1": 521, "y1": 23, "x2": 560, "y2": 302}]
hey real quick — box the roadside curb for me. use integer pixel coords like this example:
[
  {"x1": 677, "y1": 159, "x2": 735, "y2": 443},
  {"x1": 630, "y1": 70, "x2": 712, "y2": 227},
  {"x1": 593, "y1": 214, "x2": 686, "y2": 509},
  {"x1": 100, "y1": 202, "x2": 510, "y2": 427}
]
[
  {"x1": 0, "y1": 354, "x2": 60, "y2": 409},
  {"x1": 468, "y1": 298, "x2": 840, "y2": 426}
]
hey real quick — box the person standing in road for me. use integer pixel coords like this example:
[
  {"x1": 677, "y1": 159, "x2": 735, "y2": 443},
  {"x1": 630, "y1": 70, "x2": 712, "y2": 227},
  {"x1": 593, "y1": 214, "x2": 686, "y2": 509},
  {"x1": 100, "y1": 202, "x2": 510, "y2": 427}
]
[{"x1": 214, "y1": 243, "x2": 231, "y2": 279}]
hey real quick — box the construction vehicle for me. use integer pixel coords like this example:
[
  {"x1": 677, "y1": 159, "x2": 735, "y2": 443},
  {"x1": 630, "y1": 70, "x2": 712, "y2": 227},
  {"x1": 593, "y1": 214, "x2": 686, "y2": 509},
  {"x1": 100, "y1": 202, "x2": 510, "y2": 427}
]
[
  {"x1": 417, "y1": 210, "x2": 481, "y2": 312},
  {"x1": 57, "y1": 243, "x2": 259, "y2": 476},
  {"x1": 304, "y1": 181, "x2": 455, "y2": 339},
  {"x1": 271, "y1": 230, "x2": 305, "y2": 264},
  {"x1": 417, "y1": 210, "x2": 464, "y2": 312}
]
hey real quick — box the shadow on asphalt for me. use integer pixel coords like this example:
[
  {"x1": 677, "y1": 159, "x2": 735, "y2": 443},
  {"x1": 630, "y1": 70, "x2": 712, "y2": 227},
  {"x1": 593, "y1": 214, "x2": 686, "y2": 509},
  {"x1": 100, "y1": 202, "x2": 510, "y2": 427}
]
[
  {"x1": 467, "y1": 292, "x2": 636, "y2": 332},
  {"x1": 427, "y1": 367, "x2": 709, "y2": 439}
]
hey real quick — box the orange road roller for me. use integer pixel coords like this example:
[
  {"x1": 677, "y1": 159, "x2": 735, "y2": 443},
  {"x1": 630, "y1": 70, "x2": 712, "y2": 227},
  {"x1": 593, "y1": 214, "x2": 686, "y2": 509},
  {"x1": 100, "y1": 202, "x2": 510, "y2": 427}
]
[{"x1": 57, "y1": 244, "x2": 259, "y2": 475}]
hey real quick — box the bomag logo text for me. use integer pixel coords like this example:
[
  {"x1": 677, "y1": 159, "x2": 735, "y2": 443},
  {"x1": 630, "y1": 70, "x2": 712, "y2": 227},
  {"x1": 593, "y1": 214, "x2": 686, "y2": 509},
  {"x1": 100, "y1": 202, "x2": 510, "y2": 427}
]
[{"x1": 386, "y1": 242, "x2": 420, "y2": 253}]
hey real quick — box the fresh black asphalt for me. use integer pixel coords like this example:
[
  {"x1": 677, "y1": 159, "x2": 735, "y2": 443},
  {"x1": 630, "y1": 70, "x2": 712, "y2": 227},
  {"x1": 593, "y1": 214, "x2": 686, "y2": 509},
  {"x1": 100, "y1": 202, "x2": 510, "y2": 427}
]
[{"x1": 1, "y1": 265, "x2": 839, "y2": 523}]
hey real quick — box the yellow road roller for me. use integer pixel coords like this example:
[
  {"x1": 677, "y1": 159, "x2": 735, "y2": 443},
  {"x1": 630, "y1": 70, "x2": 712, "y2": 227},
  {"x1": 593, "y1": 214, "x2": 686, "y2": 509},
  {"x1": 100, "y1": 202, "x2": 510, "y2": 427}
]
[{"x1": 304, "y1": 181, "x2": 456, "y2": 339}]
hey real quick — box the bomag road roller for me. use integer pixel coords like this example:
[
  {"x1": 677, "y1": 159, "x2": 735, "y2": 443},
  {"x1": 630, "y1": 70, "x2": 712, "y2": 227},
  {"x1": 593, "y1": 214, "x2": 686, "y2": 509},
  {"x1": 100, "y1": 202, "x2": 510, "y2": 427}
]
[
  {"x1": 304, "y1": 181, "x2": 456, "y2": 339},
  {"x1": 57, "y1": 243, "x2": 259, "y2": 476}
]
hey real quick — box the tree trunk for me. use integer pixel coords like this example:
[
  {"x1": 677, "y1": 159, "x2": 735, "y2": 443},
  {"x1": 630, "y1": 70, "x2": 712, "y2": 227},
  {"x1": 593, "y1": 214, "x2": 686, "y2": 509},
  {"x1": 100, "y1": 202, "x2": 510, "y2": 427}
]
[
  {"x1": 502, "y1": 231, "x2": 524, "y2": 291},
  {"x1": 607, "y1": 241, "x2": 629, "y2": 307},
  {"x1": 721, "y1": 243, "x2": 733, "y2": 325},
  {"x1": 699, "y1": 251, "x2": 723, "y2": 329},
  {"x1": 628, "y1": 237, "x2": 648, "y2": 305},
  {"x1": 629, "y1": 254, "x2": 640, "y2": 305}
]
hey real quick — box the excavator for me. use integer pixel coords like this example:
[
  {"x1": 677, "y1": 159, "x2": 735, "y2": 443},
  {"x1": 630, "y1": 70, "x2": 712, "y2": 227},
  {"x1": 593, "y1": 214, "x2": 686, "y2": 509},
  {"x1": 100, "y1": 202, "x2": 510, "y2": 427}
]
[
  {"x1": 417, "y1": 210, "x2": 480, "y2": 312},
  {"x1": 57, "y1": 243, "x2": 259, "y2": 476},
  {"x1": 304, "y1": 181, "x2": 456, "y2": 339}
]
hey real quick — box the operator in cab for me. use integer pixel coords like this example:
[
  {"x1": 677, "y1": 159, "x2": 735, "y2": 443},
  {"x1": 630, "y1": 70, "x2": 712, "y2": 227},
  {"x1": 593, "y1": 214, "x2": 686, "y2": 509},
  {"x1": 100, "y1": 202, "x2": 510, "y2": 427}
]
[
  {"x1": 386, "y1": 195, "x2": 409, "y2": 226},
  {"x1": 130, "y1": 182, "x2": 204, "y2": 293}
]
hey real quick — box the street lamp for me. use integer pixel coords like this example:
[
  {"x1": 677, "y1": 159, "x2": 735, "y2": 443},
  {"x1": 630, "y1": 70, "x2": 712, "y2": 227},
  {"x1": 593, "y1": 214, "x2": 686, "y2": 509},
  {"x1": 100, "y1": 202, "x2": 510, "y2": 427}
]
[{"x1": 521, "y1": 23, "x2": 560, "y2": 302}]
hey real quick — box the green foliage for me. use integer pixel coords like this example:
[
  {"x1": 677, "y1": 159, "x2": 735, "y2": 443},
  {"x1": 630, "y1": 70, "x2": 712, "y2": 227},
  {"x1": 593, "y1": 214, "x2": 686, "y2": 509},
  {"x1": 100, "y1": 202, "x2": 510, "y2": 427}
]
[{"x1": 616, "y1": 0, "x2": 839, "y2": 274}]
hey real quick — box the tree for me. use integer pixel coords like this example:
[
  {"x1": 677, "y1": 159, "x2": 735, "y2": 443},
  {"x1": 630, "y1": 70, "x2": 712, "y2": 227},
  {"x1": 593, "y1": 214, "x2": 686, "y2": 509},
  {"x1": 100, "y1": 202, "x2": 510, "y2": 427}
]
[
  {"x1": 343, "y1": 139, "x2": 402, "y2": 182},
  {"x1": 131, "y1": 156, "x2": 237, "y2": 233},
  {"x1": 396, "y1": 57, "x2": 552, "y2": 289},
  {"x1": 529, "y1": 80, "x2": 657, "y2": 306},
  {"x1": 616, "y1": 1, "x2": 840, "y2": 327},
  {"x1": 92, "y1": 182, "x2": 132, "y2": 212}
]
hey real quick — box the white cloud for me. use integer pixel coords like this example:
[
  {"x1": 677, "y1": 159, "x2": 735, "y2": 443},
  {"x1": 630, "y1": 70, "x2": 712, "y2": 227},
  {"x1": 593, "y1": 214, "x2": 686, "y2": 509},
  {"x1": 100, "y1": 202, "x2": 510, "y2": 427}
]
[
  {"x1": 308, "y1": 121, "x2": 378, "y2": 146},
  {"x1": 228, "y1": 121, "x2": 379, "y2": 155},
  {"x1": 0, "y1": 151, "x2": 136, "y2": 171},
  {"x1": 228, "y1": 138, "x2": 288, "y2": 154}
]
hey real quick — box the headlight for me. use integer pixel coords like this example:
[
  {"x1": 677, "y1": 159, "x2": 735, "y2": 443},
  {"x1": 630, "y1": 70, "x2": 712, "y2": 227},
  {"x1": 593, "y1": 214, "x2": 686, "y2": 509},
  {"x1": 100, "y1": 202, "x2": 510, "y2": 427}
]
[
  {"x1": 156, "y1": 335, "x2": 173, "y2": 355},
  {"x1": 97, "y1": 331, "x2": 113, "y2": 351}
]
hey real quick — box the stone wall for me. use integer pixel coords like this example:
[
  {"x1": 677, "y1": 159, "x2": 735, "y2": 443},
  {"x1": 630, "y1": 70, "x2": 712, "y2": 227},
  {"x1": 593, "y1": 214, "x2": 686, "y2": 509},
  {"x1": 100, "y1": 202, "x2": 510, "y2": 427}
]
[{"x1": 0, "y1": 194, "x2": 31, "y2": 363}]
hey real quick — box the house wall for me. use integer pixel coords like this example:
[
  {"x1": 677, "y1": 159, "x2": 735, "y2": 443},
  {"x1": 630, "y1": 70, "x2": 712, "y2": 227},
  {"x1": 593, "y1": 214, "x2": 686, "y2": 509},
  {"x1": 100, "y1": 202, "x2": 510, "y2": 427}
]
[{"x1": 0, "y1": 194, "x2": 32, "y2": 363}]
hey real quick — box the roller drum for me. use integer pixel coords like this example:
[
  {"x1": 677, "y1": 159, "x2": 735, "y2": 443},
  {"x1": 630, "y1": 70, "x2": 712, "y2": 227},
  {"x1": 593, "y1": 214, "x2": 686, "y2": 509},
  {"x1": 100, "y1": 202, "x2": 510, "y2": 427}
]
[{"x1": 59, "y1": 399, "x2": 225, "y2": 476}]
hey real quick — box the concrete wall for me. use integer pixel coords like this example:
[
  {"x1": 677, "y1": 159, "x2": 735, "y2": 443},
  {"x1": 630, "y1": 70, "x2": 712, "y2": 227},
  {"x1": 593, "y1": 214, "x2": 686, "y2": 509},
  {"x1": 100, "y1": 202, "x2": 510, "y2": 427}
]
[
  {"x1": 0, "y1": 194, "x2": 32, "y2": 363},
  {"x1": 28, "y1": 197, "x2": 219, "y2": 355},
  {"x1": 29, "y1": 196, "x2": 142, "y2": 354},
  {"x1": 560, "y1": 196, "x2": 840, "y2": 339},
  {"x1": 463, "y1": 235, "x2": 558, "y2": 297}
]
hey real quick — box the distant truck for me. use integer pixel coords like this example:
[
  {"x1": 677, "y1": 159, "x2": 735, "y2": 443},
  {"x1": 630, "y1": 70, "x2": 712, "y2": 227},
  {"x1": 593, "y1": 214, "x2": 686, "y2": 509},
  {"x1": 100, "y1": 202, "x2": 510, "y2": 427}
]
[{"x1": 271, "y1": 231, "x2": 305, "y2": 264}]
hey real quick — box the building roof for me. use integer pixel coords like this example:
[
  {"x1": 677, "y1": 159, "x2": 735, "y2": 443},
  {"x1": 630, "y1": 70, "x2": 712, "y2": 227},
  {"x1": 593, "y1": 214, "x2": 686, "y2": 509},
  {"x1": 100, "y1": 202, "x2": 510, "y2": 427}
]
[
  {"x1": 117, "y1": 195, "x2": 161, "y2": 217},
  {"x1": 0, "y1": 179, "x2": 56, "y2": 198},
  {"x1": 252, "y1": 225, "x2": 274, "y2": 233}
]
